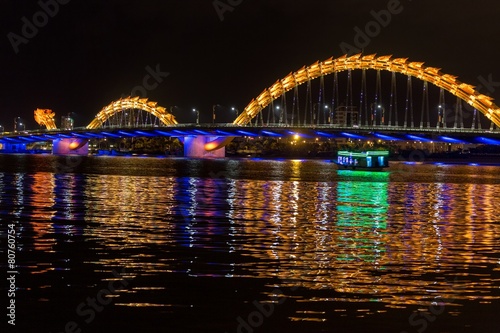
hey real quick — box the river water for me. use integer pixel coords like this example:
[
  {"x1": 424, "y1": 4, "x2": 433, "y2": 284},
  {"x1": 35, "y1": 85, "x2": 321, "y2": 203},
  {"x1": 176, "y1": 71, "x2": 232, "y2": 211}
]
[{"x1": 1, "y1": 154, "x2": 499, "y2": 333}]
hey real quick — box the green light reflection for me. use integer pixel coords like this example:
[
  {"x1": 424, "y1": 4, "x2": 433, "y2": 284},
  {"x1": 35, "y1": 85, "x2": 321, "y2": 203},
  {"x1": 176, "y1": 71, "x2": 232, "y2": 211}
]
[{"x1": 336, "y1": 171, "x2": 389, "y2": 262}]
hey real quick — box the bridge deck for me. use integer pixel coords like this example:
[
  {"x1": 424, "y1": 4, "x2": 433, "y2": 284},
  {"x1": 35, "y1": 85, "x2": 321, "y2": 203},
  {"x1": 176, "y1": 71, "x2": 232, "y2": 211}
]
[{"x1": 1, "y1": 124, "x2": 499, "y2": 144}]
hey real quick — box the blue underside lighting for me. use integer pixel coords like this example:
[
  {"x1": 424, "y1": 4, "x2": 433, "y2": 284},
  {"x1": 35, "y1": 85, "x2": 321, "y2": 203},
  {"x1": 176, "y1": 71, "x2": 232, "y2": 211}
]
[
  {"x1": 373, "y1": 133, "x2": 401, "y2": 141},
  {"x1": 43, "y1": 135, "x2": 59, "y2": 140},
  {"x1": 261, "y1": 130, "x2": 281, "y2": 137},
  {"x1": 134, "y1": 130, "x2": 155, "y2": 137},
  {"x1": 30, "y1": 136, "x2": 47, "y2": 141},
  {"x1": 237, "y1": 130, "x2": 258, "y2": 136},
  {"x1": 101, "y1": 132, "x2": 121, "y2": 138},
  {"x1": 438, "y1": 136, "x2": 468, "y2": 144},
  {"x1": 17, "y1": 136, "x2": 35, "y2": 141},
  {"x1": 154, "y1": 130, "x2": 173, "y2": 136},
  {"x1": 71, "y1": 133, "x2": 92, "y2": 138},
  {"x1": 118, "y1": 131, "x2": 135, "y2": 137},
  {"x1": 193, "y1": 129, "x2": 212, "y2": 135},
  {"x1": 2, "y1": 127, "x2": 500, "y2": 147},
  {"x1": 341, "y1": 132, "x2": 365, "y2": 139},
  {"x1": 172, "y1": 130, "x2": 190, "y2": 135},
  {"x1": 406, "y1": 134, "x2": 431, "y2": 142},
  {"x1": 215, "y1": 130, "x2": 235, "y2": 136},
  {"x1": 315, "y1": 131, "x2": 336, "y2": 138},
  {"x1": 475, "y1": 137, "x2": 500, "y2": 145},
  {"x1": 288, "y1": 131, "x2": 312, "y2": 139},
  {"x1": 84, "y1": 133, "x2": 103, "y2": 138}
]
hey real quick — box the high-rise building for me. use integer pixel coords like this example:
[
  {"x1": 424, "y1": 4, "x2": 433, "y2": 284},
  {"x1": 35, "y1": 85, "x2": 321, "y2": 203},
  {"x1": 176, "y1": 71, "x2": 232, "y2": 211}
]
[
  {"x1": 61, "y1": 114, "x2": 74, "y2": 130},
  {"x1": 333, "y1": 105, "x2": 358, "y2": 126},
  {"x1": 14, "y1": 117, "x2": 25, "y2": 132}
]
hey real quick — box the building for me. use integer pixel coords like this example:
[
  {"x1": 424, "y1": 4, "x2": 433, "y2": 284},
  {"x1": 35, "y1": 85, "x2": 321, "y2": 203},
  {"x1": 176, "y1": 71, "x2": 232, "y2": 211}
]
[
  {"x1": 333, "y1": 105, "x2": 359, "y2": 126},
  {"x1": 61, "y1": 114, "x2": 74, "y2": 130},
  {"x1": 14, "y1": 117, "x2": 25, "y2": 132}
]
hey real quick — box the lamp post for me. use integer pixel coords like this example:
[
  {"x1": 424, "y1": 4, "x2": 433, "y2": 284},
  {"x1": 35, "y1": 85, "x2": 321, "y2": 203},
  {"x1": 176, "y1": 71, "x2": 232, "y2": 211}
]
[
  {"x1": 192, "y1": 108, "x2": 199, "y2": 124},
  {"x1": 437, "y1": 104, "x2": 443, "y2": 128},
  {"x1": 170, "y1": 106, "x2": 178, "y2": 124},
  {"x1": 212, "y1": 105, "x2": 216, "y2": 124},
  {"x1": 377, "y1": 104, "x2": 385, "y2": 126},
  {"x1": 231, "y1": 107, "x2": 239, "y2": 117},
  {"x1": 275, "y1": 105, "x2": 281, "y2": 124},
  {"x1": 324, "y1": 105, "x2": 330, "y2": 125}
]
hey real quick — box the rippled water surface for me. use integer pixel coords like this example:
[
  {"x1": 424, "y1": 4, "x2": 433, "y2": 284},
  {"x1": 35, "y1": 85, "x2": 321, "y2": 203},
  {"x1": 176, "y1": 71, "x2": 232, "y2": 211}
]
[{"x1": 1, "y1": 154, "x2": 499, "y2": 333}]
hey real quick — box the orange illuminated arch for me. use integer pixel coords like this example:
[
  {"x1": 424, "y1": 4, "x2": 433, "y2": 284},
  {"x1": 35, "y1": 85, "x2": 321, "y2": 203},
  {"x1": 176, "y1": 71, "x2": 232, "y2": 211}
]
[
  {"x1": 233, "y1": 53, "x2": 500, "y2": 127},
  {"x1": 87, "y1": 96, "x2": 177, "y2": 129}
]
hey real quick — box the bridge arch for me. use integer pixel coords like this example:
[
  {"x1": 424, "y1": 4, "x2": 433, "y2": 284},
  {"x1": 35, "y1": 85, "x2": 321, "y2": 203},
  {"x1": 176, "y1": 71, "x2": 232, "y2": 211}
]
[
  {"x1": 87, "y1": 96, "x2": 177, "y2": 129},
  {"x1": 233, "y1": 53, "x2": 500, "y2": 127}
]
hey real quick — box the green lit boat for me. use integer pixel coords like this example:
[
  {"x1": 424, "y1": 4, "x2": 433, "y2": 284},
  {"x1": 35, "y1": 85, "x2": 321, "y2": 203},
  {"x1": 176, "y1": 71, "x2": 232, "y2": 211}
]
[{"x1": 334, "y1": 150, "x2": 389, "y2": 171}]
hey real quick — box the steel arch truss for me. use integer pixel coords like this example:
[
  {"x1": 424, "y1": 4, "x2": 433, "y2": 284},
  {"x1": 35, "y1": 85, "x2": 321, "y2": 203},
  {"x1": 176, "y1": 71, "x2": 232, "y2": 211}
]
[
  {"x1": 87, "y1": 96, "x2": 177, "y2": 129},
  {"x1": 234, "y1": 53, "x2": 500, "y2": 127}
]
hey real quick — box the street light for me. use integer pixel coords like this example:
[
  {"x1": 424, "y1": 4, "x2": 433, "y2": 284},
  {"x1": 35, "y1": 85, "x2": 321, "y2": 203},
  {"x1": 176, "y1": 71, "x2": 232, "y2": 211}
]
[
  {"x1": 438, "y1": 104, "x2": 443, "y2": 128},
  {"x1": 377, "y1": 104, "x2": 385, "y2": 125},
  {"x1": 275, "y1": 105, "x2": 280, "y2": 124},
  {"x1": 170, "y1": 106, "x2": 178, "y2": 124},
  {"x1": 212, "y1": 105, "x2": 217, "y2": 124},
  {"x1": 322, "y1": 104, "x2": 329, "y2": 125},
  {"x1": 192, "y1": 108, "x2": 199, "y2": 124},
  {"x1": 231, "y1": 107, "x2": 239, "y2": 117}
]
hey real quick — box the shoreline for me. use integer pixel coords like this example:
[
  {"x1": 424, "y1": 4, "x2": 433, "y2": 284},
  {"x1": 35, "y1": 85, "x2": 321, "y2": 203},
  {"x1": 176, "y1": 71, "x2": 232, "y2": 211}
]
[{"x1": 1, "y1": 151, "x2": 500, "y2": 166}]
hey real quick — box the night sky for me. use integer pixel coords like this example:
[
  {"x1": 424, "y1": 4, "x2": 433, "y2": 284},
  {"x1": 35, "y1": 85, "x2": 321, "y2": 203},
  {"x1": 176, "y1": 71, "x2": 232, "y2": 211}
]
[{"x1": 1, "y1": 0, "x2": 499, "y2": 129}]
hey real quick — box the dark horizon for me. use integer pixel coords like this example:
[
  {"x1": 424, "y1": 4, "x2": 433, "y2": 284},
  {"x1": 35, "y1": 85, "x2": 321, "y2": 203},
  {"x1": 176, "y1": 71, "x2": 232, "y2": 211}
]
[{"x1": 1, "y1": 0, "x2": 499, "y2": 129}]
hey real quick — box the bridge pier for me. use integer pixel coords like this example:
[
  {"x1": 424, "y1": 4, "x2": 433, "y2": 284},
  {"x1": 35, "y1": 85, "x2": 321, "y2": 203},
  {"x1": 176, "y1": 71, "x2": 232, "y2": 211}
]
[
  {"x1": 183, "y1": 136, "x2": 225, "y2": 158},
  {"x1": 0, "y1": 143, "x2": 27, "y2": 153},
  {"x1": 52, "y1": 138, "x2": 89, "y2": 155}
]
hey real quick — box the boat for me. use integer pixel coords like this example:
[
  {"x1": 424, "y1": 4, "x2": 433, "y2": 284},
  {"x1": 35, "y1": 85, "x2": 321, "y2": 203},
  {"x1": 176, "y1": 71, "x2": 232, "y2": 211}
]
[{"x1": 334, "y1": 150, "x2": 389, "y2": 171}]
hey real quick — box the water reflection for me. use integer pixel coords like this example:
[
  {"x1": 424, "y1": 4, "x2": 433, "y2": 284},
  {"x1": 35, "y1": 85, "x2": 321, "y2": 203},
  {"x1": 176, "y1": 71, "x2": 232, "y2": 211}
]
[
  {"x1": 2, "y1": 159, "x2": 499, "y2": 323},
  {"x1": 336, "y1": 176, "x2": 388, "y2": 263},
  {"x1": 84, "y1": 175, "x2": 178, "y2": 249},
  {"x1": 29, "y1": 173, "x2": 56, "y2": 251}
]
